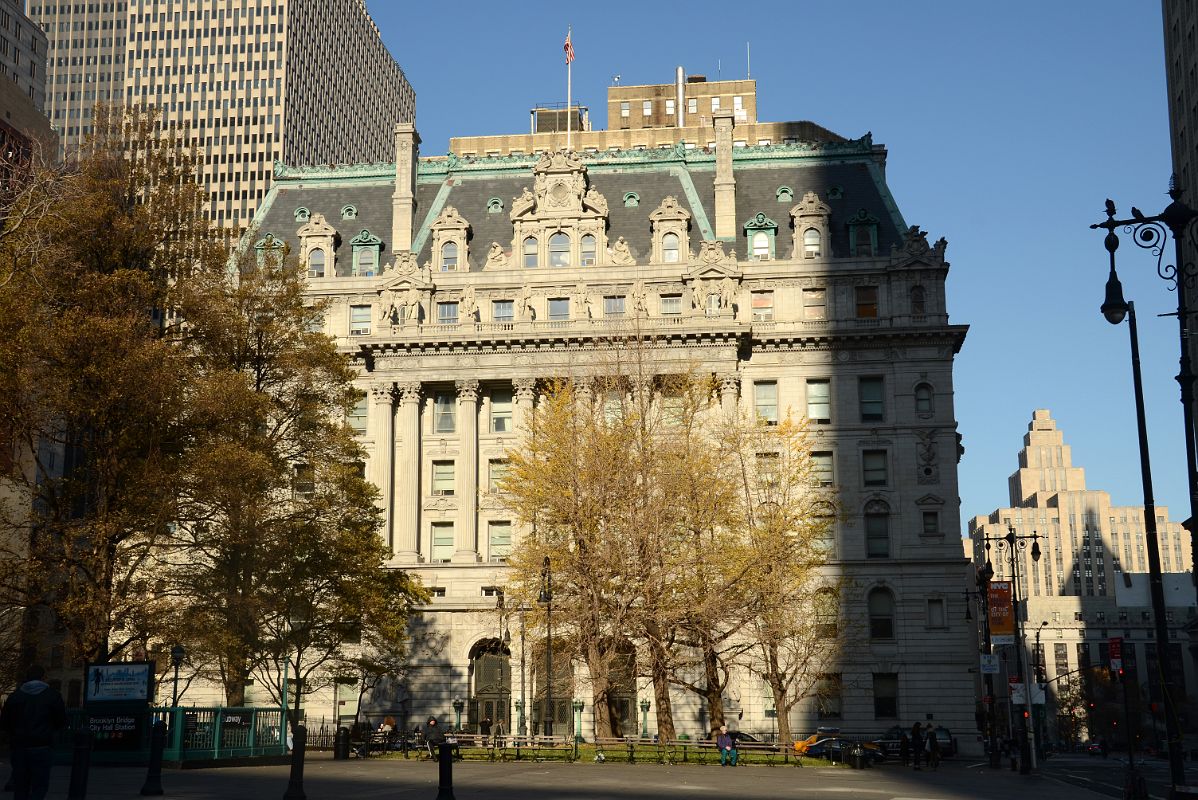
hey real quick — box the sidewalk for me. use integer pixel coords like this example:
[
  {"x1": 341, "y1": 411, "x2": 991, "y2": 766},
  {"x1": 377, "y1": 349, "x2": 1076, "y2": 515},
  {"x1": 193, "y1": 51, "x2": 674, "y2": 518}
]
[{"x1": 25, "y1": 751, "x2": 1107, "y2": 800}]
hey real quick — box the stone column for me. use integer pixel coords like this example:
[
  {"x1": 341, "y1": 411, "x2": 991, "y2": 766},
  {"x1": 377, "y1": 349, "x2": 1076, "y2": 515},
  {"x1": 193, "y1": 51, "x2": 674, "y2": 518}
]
[
  {"x1": 718, "y1": 373, "x2": 740, "y2": 417},
  {"x1": 454, "y1": 379, "x2": 480, "y2": 563},
  {"x1": 513, "y1": 377, "x2": 537, "y2": 433},
  {"x1": 368, "y1": 382, "x2": 396, "y2": 551},
  {"x1": 712, "y1": 110, "x2": 737, "y2": 240},
  {"x1": 394, "y1": 381, "x2": 422, "y2": 563}
]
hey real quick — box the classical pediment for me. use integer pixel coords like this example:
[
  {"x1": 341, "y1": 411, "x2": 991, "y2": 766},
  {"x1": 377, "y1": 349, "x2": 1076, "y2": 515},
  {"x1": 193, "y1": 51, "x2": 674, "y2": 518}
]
[
  {"x1": 297, "y1": 212, "x2": 336, "y2": 239},
  {"x1": 888, "y1": 226, "x2": 948, "y2": 269},
  {"x1": 509, "y1": 149, "x2": 607, "y2": 222},
  {"x1": 915, "y1": 494, "x2": 946, "y2": 507},
  {"x1": 685, "y1": 241, "x2": 740, "y2": 279},
  {"x1": 649, "y1": 195, "x2": 691, "y2": 224}
]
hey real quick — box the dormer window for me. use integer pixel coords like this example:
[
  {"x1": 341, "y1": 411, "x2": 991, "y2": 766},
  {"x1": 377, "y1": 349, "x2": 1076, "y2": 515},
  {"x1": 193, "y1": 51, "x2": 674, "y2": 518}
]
[
  {"x1": 294, "y1": 207, "x2": 310, "y2": 223},
  {"x1": 441, "y1": 241, "x2": 459, "y2": 272},
  {"x1": 523, "y1": 236, "x2": 538, "y2": 267},
  {"x1": 341, "y1": 204, "x2": 358, "y2": 220},
  {"x1": 254, "y1": 233, "x2": 285, "y2": 267},
  {"x1": 752, "y1": 232, "x2": 769, "y2": 260},
  {"x1": 742, "y1": 212, "x2": 778, "y2": 261},
  {"x1": 486, "y1": 197, "x2": 503, "y2": 214},
  {"x1": 662, "y1": 232, "x2": 680, "y2": 263},
  {"x1": 549, "y1": 232, "x2": 570, "y2": 267},
  {"x1": 776, "y1": 186, "x2": 793, "y2": 203},
  {"x1": 307, "y1": 248, "x2": 325, "y2": 278},
  {"x1": 790, "y1": 192, "x2": 831, "y2": 260},
  {"x1": 803, "y1": 228, "x2": 821, "y2": 258},
  {"x1": 623, "y1": 192, "x2": 640, "y2": 208},
  {"x1": 847, "y1": 209, "x2": 879, "y2": 257},
  {"x1": 581, "y1": 234, "x2": 597, "y2": 266},
  {"x1": 350, "y1": 229, "x2": 382, "y2": 277}
]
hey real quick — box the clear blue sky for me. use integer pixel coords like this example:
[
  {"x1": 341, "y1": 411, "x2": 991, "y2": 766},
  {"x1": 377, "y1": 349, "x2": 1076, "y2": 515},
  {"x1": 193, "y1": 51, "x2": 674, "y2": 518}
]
[{"x1": 366, "y1": 1, "x2": 1185, "y2": 536}]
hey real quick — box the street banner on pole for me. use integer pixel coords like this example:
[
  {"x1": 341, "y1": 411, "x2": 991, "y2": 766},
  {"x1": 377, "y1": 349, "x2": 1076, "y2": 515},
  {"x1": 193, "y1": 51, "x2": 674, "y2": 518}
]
[
  {"x1": 1109, "y1": 636, "x2": 1123, "y2": 672},
  {"x1": 989, "y1": 581, "x2": 1015, "y2": 645},
  {"x1": 980, "y1": 654, "x2": 999, "y2": 674}
]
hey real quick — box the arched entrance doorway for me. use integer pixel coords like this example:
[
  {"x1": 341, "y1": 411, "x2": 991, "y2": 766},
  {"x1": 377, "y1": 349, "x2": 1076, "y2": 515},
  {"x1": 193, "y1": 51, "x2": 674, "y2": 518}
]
[{"x1": 468, "y1": 638, "x2": 511, "y2": 733}]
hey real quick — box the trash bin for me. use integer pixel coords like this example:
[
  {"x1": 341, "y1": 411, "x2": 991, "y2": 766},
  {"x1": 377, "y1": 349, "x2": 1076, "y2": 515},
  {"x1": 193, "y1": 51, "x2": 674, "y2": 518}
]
[{"x1": 334, "y1": 726, "x2": 351, "y2": 760}]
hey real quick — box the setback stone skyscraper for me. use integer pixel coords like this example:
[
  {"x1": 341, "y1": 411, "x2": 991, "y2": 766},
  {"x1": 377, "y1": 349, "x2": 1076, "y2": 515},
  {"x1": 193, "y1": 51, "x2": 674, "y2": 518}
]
[{"x1": 24, "y1": 0, "x2": 414, "y2": 229}]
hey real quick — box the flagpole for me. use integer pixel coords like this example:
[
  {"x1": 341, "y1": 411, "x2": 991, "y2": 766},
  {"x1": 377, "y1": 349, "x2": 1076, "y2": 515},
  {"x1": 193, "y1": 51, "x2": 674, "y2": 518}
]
[{"x1": 566, "y1": 26, "x2": 572, "y2": 152}]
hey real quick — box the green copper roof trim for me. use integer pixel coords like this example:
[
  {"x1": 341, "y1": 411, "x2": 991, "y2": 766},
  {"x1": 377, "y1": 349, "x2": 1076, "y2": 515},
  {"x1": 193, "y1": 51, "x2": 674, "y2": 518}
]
[
  {"x1": 274, "y1": 161, "x2": 393, "y2": 181},
  {"x1": 411, "y1": 179, "x2": 455, "y2": 255},
  {"x1": 671, "y1": 167, "x2": 714, "y2": 241},
  {"x1": 865, "y1": 159, "x2": 907, "y2": 234}
]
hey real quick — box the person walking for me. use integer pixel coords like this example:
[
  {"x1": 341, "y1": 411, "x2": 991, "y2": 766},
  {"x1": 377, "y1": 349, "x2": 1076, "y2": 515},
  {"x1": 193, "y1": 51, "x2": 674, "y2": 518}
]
[
  {"x1": 899, "y1": 732, "x2": 910, "y2": 766},
  {"x1": 926, "y1": 726, "x2": 941, "y2": 770},
  {"x1": 910, "y1": 722, "x2": 923, "y2": 770},
  {"x1": 716, "y1": 725, "x2": 738, "y2": 767},
  {"x1": 1, "y1": 665, "x2": 67, "y2": 800}
]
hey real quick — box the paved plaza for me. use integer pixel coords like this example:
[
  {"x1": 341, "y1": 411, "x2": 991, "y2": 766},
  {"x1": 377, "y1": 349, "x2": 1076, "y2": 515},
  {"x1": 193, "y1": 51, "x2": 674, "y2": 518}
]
[{"x1": 15, "y1": 752, "x2": 1116, "y2": 800}]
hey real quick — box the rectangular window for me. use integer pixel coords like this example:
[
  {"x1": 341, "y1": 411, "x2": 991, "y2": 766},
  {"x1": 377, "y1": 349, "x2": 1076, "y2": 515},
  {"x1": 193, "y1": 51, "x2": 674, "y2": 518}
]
[
  {"x1": 817, "y1": 674, "x2": 842, "y2": 719},
  {"x1": 642, "y1": 100, "x2": 651, "y2": 116},
  {"x1": 492, "y1": 300, "x2": 514, "y2": 322},
  {"x1": 347, "y1": 396, "x2": 367, "y2": 434},
  {"x1": 751, "y1": 291, "x2": 774, "y2": 322},
  {"x1": 434, "y1": 392, "x2": 456, "y2": 433},
  {"x1": 711, "y1": 96, "x2": 720, "y2": 112},
  {"x1": 922, "y1": 511, "x2": 940, "y2": 535},
  {"x1": 548, "y1": 297, "x2": 570, "y2": 321},
  {"x1": 490, "y1": 389, "x2": 513, "y2": 433},
  {"x1": 863, "y1": 449, "x2": 888, "y2": 487},
  {"x1": 858, "y1": 377, "x2": 884, "y2": 422},
  {"x1": 803, "y1": 288, "x2": 827, "y2": 320},
  {"x1": 437, "y1": 302, "x2": 459, "y2": 325},
  {"x1": 855, "y1": 286, "x2": 879, "y2": 318},
  {"x1": 754, "y1": 381, "x2": 778, "y2": 425},
  {"x1": 865, "y1": 513, "x2": 889, "y2": 558},
  {"x1": 687, "y1": 97, "x2": 697, "y2": 114},
  {"x1": 665, "y1": 98, "x2": 675, "y2": 116},
  {"x1": 430, "y1": 522, "x2": 454, "y2": 562},
  {"x1": 431, "y1": 460, "x2": 455, "y2": 495},
  {"x1": 293, "y1": 463, "x2": 314, "y2": 497},
  {"x1": 660, "y1": 294, "x2": 681, "y2": 315},
  {"x1": 620, "y1": 101, "x2": 629, "y2": 118},
  {"x1": 349, "y1": 304, "x2": 370, "y2": 336},
  {"x1": 812, "y1": 452, "x2": 834, "y2": 487},
  {"x1": 806, "y1": 379, "x2": 830, "y2": 423},
  {"x1": 927, "y1": 599, "x2": 946, "y2": 628},
  {"x1": 604, "y1": 296, "x2": 625, "y2": 317},
  {"x1": 488, "y1": 521, "x2": 512, "y2": 562},
  {"x1": 873, "y1": 673, "x2": 898, "y2": 719},
  {"x1": 488, "y1": 459, "x2": 509, "y2": 493}
]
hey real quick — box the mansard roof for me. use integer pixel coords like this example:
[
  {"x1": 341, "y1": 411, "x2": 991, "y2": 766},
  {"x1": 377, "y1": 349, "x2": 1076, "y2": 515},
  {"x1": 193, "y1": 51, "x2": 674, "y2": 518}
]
[{"x1": 250, "y1": 136, "x2": 906, "y2": 267}]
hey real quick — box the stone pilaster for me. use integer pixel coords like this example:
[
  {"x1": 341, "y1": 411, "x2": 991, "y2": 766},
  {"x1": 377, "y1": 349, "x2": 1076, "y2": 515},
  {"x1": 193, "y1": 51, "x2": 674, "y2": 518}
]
[
  {"x1": 368, "y1": 382, "x2": 396, "y2": 551},
  {"x1": 392, "y1": 122, "x2": 421, "y2": 254},
  {"x1": 718, "y1": 373, "x2": 740, "y2": 417},
  {"x1": 513, "y1": 377, "x2": 537, "y2": 433},
  {"x1": 395, "y1": 381, "x2": 422, "y2": 562},
  {"x1": 712, "y1": 110, "x2": 737, "y2": 240},
  {"x1": 454, "y1": 379, "x2": 480, "y2": 563}
]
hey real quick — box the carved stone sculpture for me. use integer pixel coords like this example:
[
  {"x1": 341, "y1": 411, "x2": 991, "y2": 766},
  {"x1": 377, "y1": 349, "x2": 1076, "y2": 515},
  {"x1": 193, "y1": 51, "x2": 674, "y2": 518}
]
[
  {"x1": 609, "y1": 236, "x2": 636, "y2": 266},
  {"x1": 484, "y1": 242, "x2": 509, "y2": 269}
]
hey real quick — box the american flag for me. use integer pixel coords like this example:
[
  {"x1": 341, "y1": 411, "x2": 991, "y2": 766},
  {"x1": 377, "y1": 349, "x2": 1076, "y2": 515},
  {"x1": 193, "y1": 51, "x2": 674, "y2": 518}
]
[{"x1": 564, "y1": 30, "x2": 575, "y2": 64}]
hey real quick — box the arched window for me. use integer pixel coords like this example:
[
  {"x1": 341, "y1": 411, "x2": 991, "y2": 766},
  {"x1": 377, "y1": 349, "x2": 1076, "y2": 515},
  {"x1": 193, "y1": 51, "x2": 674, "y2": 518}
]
[
  {"x1": 865, "y1": 500, "x2": 890, "y2": 559},
  {"x1": 358, "y1": 248, "x2": 376, "y2": 277},
  {"x1": 549, "y1": 232, "x2": 571, "y2": 267},
  {"x1": 868, "y1": 588, "x2": 896, "y2": 639},
  {"x1": 910, "y1": 285, "x2": 927, "y2": 315},
  {"x1": 580, "y1": 234, "x2": 597, "y2": 266},
  {"x1": 441, "y1": 241, "x2": 458, "y2": 272},
  {"x1": 803, "y1": 228, "x2": 821, "y2": 258},
  {"x1": 522, "y1": 237, "x2": 539, "y2": 268},
  {"x1": 854, "y1": 225, "x2": 873, "y2": 256},
  {"x1": 294, "y1": 207, "x2": 310, "y2": 223},
  {"x1": 752, "y1": 231, "x2": 770, "y2": 260},
  {"x1": 486, "y1": 197, "x2": 503, "y2": 214},
  {"x1": 914, "y1": 383, "x2": 934, "y2": 415},
  {"x1": 306, "y1": 249, "x2": 325, "y2": 278},
  {"x1": 776, "y1": 186, "x2": 793, "y2": 203},
  {"x1": 662, "y1": 232, "x2": 680, "y2": 263}
]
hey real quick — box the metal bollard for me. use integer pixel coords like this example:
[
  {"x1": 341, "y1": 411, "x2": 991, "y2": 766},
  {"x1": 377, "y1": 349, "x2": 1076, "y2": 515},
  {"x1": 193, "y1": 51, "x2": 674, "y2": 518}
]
[
  {"x1": 66, "y1": 727, "x2": 92, "y2": 800},
  {"x1": 435, "y1": 741, "x2": 455, "y2": 800},
  {"x1": 282, "y1": 725, "x2": 307, "y2": 800},
  {"x1": 333, "y1": 727, "x2": 350, "y2": 760},
  {"x1": 140, "y1": 719, "x2": 166, "y2": 795}
]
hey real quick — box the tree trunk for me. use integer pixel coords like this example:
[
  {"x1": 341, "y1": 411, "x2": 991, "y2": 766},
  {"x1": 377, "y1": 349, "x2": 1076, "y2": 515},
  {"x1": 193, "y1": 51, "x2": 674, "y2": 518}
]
[
  {"x1": 585, "y1": 641, "x2": 616, "y2": 739},
  {"x1": 647, "y1": 634, "x2": 676, "y2": 741},
  {"x1": 772, "y1": 683, "x2": 791, "y2": 744},
  {"x1": 702, "y1": 641, "x2": 724, "y2": 732}
]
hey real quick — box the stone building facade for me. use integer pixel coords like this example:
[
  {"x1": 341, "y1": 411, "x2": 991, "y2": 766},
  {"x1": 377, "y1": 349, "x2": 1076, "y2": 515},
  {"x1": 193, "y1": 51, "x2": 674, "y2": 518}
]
[
  {"x1": 968, "y1": 410, "x2": 1196, "y2": 740},
  {"x1": 23, "y1": 0, "x2": 414, "y2": 229},
  {"x1": 247, "y1": 81, "x2": 976, "y2": 746}
]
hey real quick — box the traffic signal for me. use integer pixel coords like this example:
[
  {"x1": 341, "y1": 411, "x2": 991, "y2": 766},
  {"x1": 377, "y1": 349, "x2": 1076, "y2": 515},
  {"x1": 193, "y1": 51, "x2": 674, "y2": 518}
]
[{"x1": 1023, "y1": 710, "x2": 1030, "y2": 719}]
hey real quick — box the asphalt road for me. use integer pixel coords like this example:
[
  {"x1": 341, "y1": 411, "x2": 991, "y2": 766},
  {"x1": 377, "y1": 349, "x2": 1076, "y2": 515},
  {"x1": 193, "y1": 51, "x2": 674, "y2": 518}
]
[
  {"x1": 1040, "y1": 751, "x2": 1198, "y2": 800},
  {"x1": 14, "y1": 751, "x2": 1119, "y2": 800}
]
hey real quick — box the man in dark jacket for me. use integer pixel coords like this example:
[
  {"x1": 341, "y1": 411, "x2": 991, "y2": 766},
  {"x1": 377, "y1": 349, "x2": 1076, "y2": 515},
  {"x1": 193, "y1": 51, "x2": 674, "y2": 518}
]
[{"x1": 1, "y1": 665, "x2": 67, "y2": 800}]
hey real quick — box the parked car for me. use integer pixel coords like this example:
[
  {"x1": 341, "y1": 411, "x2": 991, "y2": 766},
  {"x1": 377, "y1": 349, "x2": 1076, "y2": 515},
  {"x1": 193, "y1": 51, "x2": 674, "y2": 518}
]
[
  {"x1": 871, "y1": 725, "x2": 906, "y2": 758},
  {"x1": 1085, "y1": 740, "x2": 1103, "y2": 755},
  {"x1": 729, "y1": 731, "x2": 780, "y2": 752},
  {"x1": 804, "y1": 737, "x2": 885, "y2": 764},
  {"x1": 794, "y1": 726, "x2": 842, "y2": 755}
]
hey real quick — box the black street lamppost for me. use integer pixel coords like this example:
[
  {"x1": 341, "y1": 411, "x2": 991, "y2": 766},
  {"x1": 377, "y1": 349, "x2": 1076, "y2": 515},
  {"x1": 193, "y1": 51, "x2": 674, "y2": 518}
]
[
  {"x1": 1091, "y1": 189, "x2": 1198, "y2": 598},
  {"x1": 969, "y1": 562, "x2": 1001, "y2": 769},
  {"x1": 1096, "y1": 240, "x2": 1187, "y2": 794},
  {"x1": 1032, "y1": 621, "x2": 1048, "y2": 760},
  {"x1": 170, "y1": 644, "x2": 185, "y2": 708},
  {"x1": 539, "y1": 556, "x2": 553, "y2": 736},
  {"x1": 983, "y1": 525, "x2": 1041, "y2": 774}
]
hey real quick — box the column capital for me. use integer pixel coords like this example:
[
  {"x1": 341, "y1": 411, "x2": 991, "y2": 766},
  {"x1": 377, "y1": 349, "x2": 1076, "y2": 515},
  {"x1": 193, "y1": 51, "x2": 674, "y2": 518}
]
[
  {"x1": 397, "y1": 381, "x2": 422, "y2": 405},
  {"x1": 717, "y1": 373, "x2": 741, "y2": 395},
  {"x1": 456, "y1": 379, "x2": 481, "y2": 403},
  {"x1": 369, "y1": 382, "x2": 396, "y2": 403},
  {"x1": 513, "y1": 377, "x2": 537, "y2": 403}
]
